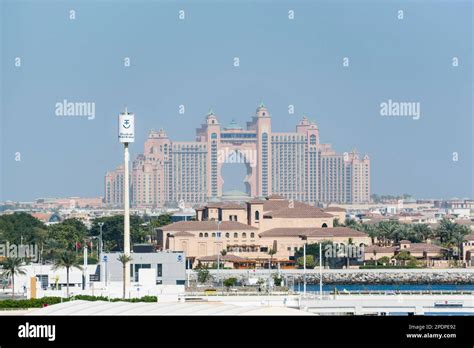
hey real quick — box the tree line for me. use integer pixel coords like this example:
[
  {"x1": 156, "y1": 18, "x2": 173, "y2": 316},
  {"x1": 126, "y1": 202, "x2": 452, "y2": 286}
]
[{"x1": 0, "y1": 212, "x2": 172, "y2": 262}]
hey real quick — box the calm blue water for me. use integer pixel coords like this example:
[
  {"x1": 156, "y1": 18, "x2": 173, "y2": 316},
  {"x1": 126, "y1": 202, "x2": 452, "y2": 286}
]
[{"x1": 297, "y1": 284, "x2": 474, "y2": 292}]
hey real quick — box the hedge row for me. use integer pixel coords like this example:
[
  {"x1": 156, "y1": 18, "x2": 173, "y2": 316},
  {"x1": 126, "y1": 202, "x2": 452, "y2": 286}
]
[{"x1": 0, "y1": 295, "x2": 158, "y2": 309}]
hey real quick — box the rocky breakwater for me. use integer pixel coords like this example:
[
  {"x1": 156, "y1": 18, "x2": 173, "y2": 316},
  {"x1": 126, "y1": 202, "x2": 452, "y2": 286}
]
[{"x1": 291, "y1": 270, "x2": 474, "y2": 284}]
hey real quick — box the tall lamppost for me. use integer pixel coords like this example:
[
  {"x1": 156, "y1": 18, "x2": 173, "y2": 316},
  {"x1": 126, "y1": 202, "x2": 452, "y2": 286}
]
[
  {"x1": 319, "y1": 242, "x2": 323, "y2": 300},
  {"x1": 216, "y1": 221, "x2": 221, "y2": 289},
  {"x1": 98, "y1": 222, "x2": 104, "y2": 284},
  {"x1": 118, "y1": 108, "x2": 135, "y2": 293},
  {"x1": 299, "y1": 235, "x2": 307, "y2": 296}
]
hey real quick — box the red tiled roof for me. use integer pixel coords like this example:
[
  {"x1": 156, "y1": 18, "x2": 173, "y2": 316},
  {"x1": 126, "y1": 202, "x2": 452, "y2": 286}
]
[
  {"x1": 205, "y1": 202, "x2": 246, "y2": 209},
  {"x1": 263, "y1": 206, "x2": 334, "y2": 219},
  {"x1": 365, "y1": 245, "x2": 398, "y2": 253},
  {"x1": 30, "y1": 212, "x2": 52, "y2": 221},
  {"x1": 198, "y1": 254, "x2": 254, "y2": 263},
  {"x1": 406, "y1": 243, "x2": 446, "y2": 253},
  {"x1": 259, "y1": 227, "x2": 368, "y2": 238},
  {"x1": 161, "y1": 221, "x2": 258, "y2": 231},
  {"x1": 171, "y1": 231, "x2": 194, "y2": 237},
  {"x1": 464, "y1": 233, "x2": 474, "y2": 241},
  {"x1": 324, "y1": 206, "x2": 346, "y2": 212}
]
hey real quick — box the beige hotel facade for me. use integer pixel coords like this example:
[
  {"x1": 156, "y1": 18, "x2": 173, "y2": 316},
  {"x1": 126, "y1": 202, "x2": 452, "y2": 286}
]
[{"x1": 159, "y1": 195, "x2": 371, "y2": 267}]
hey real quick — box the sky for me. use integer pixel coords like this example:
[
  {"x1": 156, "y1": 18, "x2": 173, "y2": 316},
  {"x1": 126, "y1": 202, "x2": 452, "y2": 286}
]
[{"x1": 1, "y1": 0, "x2": 472, "y2": 201}]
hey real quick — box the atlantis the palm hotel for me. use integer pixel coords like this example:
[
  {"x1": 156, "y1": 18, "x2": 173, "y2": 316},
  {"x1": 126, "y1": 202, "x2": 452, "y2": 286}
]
[{"x1": 105, "y1": 104, "x2": 371, "y2": 268}]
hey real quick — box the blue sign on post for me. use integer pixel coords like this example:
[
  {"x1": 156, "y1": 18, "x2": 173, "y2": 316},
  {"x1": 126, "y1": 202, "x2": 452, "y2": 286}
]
[
  {"x1": 177, "y1": 254, "x2": 183, "y2": 262},
  {"x1": 103, "y1": 255, "x2": 108, "y2": 262}
]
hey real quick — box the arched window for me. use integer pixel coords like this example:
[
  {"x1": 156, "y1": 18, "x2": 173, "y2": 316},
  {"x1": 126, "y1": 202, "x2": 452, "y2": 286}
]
[
  {"x1": 242, "y1": 233, "x2": 247, "y2": 239},
  {"x1": 310, "y1": 134, "x2": 317, "y2": 145},
  {"x1": 225, "y1": 233, "x2": 230, "y2": 238},
  {"x1": 322, "y1": 223, "x2": 328, "y2": 228},
  {"x1": 234, "y1": 233, "x2": 238, "y2": 238},
  {"x1": 250, "y1": 232, "x2": 255, "y2": 238},
  {"x1": 199, "y1": 233, "x2": 203, "y2": 238},
  {"x1": 204, "y1": 233, "x2": 209, "y2": 237},
  {"x1": 212, "y1": 233, "x2": 216, "y2": 238},
  {"x1": 255, "y1": 211, "x2": 260, "y2": 221}
]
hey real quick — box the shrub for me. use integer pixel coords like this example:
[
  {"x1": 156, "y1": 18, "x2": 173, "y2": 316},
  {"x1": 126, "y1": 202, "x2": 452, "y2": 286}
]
[
  {"x1": 223, "y1": 277, "x2": 237, "y2": 288},
  {"x1": 0, "y1": 295, "x2": 157, "y2": 309}
]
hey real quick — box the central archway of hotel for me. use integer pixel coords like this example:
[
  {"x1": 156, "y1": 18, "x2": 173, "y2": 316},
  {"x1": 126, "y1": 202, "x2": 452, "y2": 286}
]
[{"x1": 219, "y1": 148, "x2": 256, "y2": 199}]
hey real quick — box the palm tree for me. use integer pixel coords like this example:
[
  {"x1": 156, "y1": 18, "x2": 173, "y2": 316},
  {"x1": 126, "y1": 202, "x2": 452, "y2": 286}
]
[
  {"x1": 346, "y1": 238, "x2": 354, "y2": 268},
  {"x1": 53, "y1": 251, "x2": 82, "y2": 297},
  {"x1": 117, "y1": 254, "x2": 133, "y2": 299},
  {"x1": 1, "y1": 257, "x2": 26, "y2": 298},
  {"x1": 268, "y1": 249, "x2": 277, "y2": 270},
  {"x1": 411, "y1": 224, "x2": 433, "y2": 242},
  {"x1": 435, "y1": 218, "x2": 458, "y2": 245},
  {"x1": 377, "y1": 221, "x2": 400, "y2": 246},
  {"x1": 356, "y1": 223, "x2": 378, "y2": 245},
  {"x1": 436, "y1": 219, "x2": 470, "y2": 259}
]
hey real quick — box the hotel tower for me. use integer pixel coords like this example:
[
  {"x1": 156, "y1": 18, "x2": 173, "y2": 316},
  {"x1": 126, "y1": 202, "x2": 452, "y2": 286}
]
[{"x1": 105, "y1": 104, "x2": 370, "y2": 208}]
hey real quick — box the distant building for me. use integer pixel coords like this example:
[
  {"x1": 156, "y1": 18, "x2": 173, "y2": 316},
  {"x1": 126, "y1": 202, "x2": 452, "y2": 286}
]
[
  {"x1": 102, "y1": 251, "x2": 186, "y2": 285},
  {"x1": 158, "y1": 195, "x2": 368, "y2": 268},
  {"x1": 105, "y1": 104, "x2": 371, "y2": 208},
  {"x1": 364, "y1": 240, "x2": 448, "y2": 266}
]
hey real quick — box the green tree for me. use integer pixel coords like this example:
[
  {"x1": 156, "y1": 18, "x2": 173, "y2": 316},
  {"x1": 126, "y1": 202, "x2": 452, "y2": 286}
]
[
  {"x1": 346, "y1": 238, "x2": 354, "y2": 268},
  {"x1": 356, "y1": 223, "x2": 378, "y2": 245},
  {"x1": 435, "y1": 219, "x2": 470, "y2": 259},
  {"x1": 394, "y1": 250, "x2": 413, "y2": 266},
  {"x1": 344, "y1": 218, "x2": 358, "y2": 228},
  {"x1": 47, "y1": 220, "x2": 86, "y2": 252},
  {"x1": 223, "y1": 277, "x2": 237, "y2": 289},
  {"x1": 90, "y1": 216, "x2": 148, "y2": 252},
  {"x1": 378, "y1": 256, "x2": 391, "y2": 265},
  {"x1": 296, "y1": 255, "x2": 316, "y2": 269},
  {"x1": 268, "y1": 248, "x2": 277, "y2": 269},
  {"x1": 294, "y1": 241, "x2": 333, "y2": 267},
  {"x1": 1, "y1": 257, "x2": 26, "y2": 298},
  {"x1": 0, "y1": 212, "x2": 47, "y2": 244},
  {"x1": 117, "y1": 254, "x2": 133, "y2": 299},
  {"x1": 272, "y1": 274, "x2": 283, "y2": 286},
  {"x1": 53, "y1": 251, "x2": 83, "y2": 297},
  {"x1": 411, "y1": 224, "x2": 433, "y2": 242},
  {"x1": 376, "y1": 221, "x2": 400, "y2": 246},
  {"x1": 196, "y1": 265, "x2": 211, "y2": 284}
]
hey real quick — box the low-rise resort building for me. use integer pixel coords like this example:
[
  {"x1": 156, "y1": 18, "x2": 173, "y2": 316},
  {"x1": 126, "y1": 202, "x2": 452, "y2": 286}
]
[{"x1": 158, "y1": 195, "x2": 370, "y2": 268}]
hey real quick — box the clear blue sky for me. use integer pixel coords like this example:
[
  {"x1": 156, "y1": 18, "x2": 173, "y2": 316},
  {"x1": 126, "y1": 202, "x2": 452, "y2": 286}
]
[{"x1": 1, "y1": 0, "x2": 472, "y2": 201}]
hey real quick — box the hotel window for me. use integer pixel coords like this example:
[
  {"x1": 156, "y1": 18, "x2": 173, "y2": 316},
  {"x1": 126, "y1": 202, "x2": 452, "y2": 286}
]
[
  {"x1": 204, "y1": 233, "x2": 209, "y2": 237},
  {"x1": 250, "y1": 232, "x2": 255, "y2": 238},
  {"x1": 225, "y1": 233, "x2": 230, "y2": 238},
  {"x1": 234, "y1": 233, "x2": 238, "y2": 238},
  {"x1": 242, "y1": 233, "x2": 247, "y2": 239}
]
